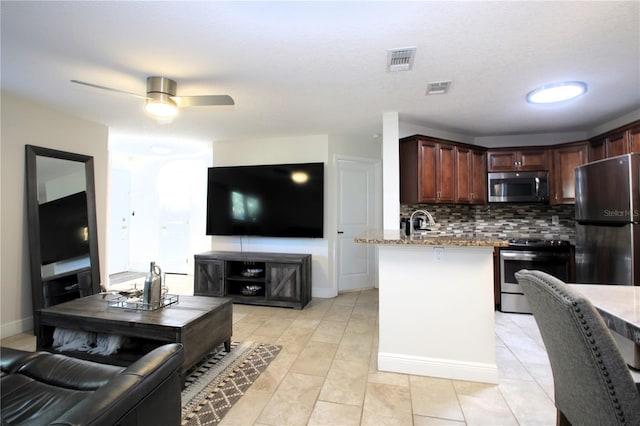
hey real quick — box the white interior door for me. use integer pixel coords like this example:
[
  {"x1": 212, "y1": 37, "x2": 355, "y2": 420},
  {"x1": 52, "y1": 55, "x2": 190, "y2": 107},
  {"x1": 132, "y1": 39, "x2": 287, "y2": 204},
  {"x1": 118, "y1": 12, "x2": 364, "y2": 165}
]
[
  {"x1": 159, "y1": 207, "x2": 190, "y2": 274},
  {"x1": 108, "y1": 169, "x2": 131, "y2": 274},
  {"x1": 156, "y1": 159, "x2": 202, "y2": 275},
  {"x1": 337, "y1": 158, "x2": 378, "y2": 291}
]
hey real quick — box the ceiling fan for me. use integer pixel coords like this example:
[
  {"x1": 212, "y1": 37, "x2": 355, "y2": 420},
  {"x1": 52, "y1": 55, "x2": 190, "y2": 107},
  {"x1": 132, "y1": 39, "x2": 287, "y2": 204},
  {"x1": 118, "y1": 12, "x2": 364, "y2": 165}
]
[{"x1": 70, "y1": 76, "x2": 234, "y2": 118}]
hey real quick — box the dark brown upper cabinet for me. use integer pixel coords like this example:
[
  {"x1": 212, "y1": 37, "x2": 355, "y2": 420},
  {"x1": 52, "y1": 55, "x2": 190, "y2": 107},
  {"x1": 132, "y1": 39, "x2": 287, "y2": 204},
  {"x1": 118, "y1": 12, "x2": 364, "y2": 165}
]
[{"x1": 487, "y1": 148, "x2": 549, "y2": 172}]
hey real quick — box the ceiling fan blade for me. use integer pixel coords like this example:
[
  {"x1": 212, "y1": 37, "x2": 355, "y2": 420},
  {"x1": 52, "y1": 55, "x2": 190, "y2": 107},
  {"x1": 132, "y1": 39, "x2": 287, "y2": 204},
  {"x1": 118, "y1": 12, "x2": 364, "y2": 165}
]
[
  {"x1": 174, "y1": 95, "x2": 235, "y2": 107},
  {"x1": 70, "y1": 80, "x2": 149, "y2": 100}
]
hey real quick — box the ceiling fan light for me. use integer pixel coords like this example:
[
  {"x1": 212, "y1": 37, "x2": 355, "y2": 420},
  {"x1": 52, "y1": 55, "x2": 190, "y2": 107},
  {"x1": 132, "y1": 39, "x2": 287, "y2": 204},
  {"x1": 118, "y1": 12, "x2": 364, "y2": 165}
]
[
  {"x1": 526, "y1": 81, "x2": 587, "y2": 104},
  {"x1": 145, "y1": 93, "x2": 178, "y2": 117}
]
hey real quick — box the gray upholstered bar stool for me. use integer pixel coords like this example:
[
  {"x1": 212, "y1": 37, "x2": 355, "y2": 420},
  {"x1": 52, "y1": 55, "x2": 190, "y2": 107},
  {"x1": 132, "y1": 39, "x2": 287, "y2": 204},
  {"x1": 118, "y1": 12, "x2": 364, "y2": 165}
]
[{"x1": 515, "y1": 269, "x2": 640, "y2": 426}]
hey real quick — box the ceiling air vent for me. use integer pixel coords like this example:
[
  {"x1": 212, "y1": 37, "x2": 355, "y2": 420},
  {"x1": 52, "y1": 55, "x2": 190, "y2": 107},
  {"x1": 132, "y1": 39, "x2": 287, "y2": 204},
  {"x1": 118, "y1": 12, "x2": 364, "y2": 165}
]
[
  {"x1": 426, "y1": 80, "x2": 452, "y2": 95},
  {"x1": 387, "y1": 47, "x2": 416, "y2": 72}
]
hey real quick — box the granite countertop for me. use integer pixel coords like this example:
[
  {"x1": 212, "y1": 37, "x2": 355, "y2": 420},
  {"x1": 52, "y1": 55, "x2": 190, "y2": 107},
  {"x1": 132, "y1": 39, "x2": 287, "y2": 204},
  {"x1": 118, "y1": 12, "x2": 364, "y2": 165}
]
[{"x1": 354, "y1": 229, "x2": 508, "y2": 247}]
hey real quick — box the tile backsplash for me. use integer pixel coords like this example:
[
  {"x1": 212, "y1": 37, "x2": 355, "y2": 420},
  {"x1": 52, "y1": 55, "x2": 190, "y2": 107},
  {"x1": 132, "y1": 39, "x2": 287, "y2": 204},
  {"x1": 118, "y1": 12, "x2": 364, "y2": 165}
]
[{"x1": 401, "y1": 203, "x2": 576, "y2": 242}]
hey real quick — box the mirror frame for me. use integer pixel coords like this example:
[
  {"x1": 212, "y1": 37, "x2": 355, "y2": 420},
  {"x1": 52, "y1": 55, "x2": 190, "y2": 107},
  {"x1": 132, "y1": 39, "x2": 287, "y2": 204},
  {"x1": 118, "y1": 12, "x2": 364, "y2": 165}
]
[{"x1": 25, "y1": 145, "x2": 101, "y2": 324}]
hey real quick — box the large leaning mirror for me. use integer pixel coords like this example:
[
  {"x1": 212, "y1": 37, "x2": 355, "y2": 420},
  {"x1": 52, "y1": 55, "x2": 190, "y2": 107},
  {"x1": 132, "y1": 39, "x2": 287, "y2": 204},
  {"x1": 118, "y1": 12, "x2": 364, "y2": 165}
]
[{"x1": 25, "y1": 145, "x2": 100, "y2": 331}]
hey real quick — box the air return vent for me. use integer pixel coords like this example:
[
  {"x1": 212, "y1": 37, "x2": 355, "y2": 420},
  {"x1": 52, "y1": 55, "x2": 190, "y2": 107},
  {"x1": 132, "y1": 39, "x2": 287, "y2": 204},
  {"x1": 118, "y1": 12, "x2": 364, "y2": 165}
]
[
  {"x1": 426, "y1": 80, "x2": 452, "y2": 95},
  {"x1": 387, "y1": 47, "x2": 416, "y2": 72}
]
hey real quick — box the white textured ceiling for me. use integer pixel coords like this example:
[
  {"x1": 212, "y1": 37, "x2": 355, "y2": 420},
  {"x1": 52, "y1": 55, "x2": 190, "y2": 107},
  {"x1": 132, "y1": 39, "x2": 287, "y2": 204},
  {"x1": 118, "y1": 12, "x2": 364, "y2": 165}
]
[{"x1": 2, "y1": 1, "x2": 639, "y2": 148}]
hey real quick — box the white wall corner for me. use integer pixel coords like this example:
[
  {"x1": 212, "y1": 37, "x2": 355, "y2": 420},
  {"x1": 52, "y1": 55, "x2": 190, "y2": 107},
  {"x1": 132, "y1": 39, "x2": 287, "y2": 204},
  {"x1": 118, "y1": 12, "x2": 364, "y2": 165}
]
[
  {"x1": 382, "y1": 112, "x2": 400, "y2": 230},
  {"x1": 312, "y1": 287, "x2": 338, "y2": 299}
]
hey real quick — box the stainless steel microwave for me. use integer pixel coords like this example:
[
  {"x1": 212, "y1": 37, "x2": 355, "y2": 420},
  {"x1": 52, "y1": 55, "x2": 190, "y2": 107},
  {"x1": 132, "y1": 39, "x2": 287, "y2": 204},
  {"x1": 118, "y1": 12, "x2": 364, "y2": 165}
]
[{"x1": 487, "y1": 171, "x2": 549, "y2": 203}]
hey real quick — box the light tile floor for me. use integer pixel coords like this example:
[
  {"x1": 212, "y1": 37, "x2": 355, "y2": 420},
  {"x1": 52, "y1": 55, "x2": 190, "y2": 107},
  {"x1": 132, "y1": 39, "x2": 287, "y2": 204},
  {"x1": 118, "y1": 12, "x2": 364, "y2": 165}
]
[{"x1": 2, "y1": 283, "x2": 557, "y2": 425}]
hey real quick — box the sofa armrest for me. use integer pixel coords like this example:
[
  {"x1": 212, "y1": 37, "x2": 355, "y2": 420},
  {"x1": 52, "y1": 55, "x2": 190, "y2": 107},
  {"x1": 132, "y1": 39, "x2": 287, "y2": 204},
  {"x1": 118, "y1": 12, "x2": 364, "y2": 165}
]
[{"x1": 50, "y1": 343, "x2": 184, "y2": 426}]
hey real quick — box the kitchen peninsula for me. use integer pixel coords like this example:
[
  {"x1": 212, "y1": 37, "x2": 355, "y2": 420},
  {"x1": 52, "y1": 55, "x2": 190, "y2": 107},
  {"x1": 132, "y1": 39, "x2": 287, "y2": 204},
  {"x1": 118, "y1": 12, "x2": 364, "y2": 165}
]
[{"x1": 356, "y1": 230, "x2": 508, "y2": 384}]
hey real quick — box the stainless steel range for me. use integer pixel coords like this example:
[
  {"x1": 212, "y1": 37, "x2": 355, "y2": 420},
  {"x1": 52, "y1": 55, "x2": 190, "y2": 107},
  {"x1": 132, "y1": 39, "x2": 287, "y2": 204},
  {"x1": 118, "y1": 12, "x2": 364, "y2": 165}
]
[{"x1": 499, "y1": 239, "x2": 572, "y2": 314}]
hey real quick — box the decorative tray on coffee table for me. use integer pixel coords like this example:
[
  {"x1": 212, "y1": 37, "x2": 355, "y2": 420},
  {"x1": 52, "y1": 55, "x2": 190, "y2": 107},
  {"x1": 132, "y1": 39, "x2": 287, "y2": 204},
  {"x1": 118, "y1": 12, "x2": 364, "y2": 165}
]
[{"x1": 108, "y1": 293, "x2": 179, "y2": 311}]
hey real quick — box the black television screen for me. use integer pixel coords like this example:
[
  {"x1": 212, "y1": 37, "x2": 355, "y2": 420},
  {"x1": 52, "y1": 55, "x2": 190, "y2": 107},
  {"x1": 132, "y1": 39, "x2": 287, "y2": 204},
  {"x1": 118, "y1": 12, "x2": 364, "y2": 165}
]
[
  {"x1": 39, "y1": 191, "x2": 90, "y2": 265},
  {"x1": 206, "y1": 163, "x2": 324, "y2": 238}
]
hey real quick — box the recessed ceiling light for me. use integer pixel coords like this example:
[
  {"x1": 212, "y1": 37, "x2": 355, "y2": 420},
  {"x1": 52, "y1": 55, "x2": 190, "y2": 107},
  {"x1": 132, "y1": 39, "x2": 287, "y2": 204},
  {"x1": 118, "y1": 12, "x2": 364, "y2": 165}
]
[{"x1": 526, "y1": 81, "x2": 587, "y2": 104}]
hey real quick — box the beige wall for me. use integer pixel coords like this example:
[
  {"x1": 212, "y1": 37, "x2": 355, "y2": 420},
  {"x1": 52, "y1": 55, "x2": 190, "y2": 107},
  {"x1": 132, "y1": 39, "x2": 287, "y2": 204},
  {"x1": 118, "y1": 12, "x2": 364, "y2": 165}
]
[{"x1": 0, "y1": 92, "x2": 108, "y2": 337}]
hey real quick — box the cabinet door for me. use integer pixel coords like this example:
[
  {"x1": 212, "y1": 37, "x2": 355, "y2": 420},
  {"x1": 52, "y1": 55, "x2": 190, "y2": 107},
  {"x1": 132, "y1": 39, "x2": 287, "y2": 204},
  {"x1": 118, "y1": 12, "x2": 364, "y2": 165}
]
[
  {"x1": 266, "y1": 263, "x2": 300, "y2": 302},
  {"x1": 437, "y1": 144, "x2": 456, "y2": 203},
  {"x1": 629, "y1": 125, "x2": 640, "y2": 153},
  {"x1": 487, "y1": 151, "x2": 517, "y2": 171},
  {"x1": 471, "y1": 150, "x2": 487, "y2": 204},
  {"x1": 418, "y1": 140, "x2": 438, "y2": 203},
  {"x1": 454, "y1": 147, "x2": 472, "y2": 203},
  {"x1": 589, "y1": 138, "x2": 606, "y2": 162},
  {"x1": 488, "y1": 149, "x2": 548, "y2": 171},
  {"x1": 194, "y1": 259, "x2": 225, "y2": 296},
  {"x1": 606, "y1": 131, "x2": 628, "y2": 157},
  {"x1": 551, "y1": 144, "x2": 588, "y2": 204},
  {"x1": 400, "y1": 137, "x2": 455, "y2": 204},
  {"x1": 519, "y1": 149, "x2": 548, "y2": 171}
]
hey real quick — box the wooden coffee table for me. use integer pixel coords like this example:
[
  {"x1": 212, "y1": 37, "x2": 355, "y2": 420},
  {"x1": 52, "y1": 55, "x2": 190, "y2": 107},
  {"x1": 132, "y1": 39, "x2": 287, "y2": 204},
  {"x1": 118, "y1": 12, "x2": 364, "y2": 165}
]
[{"x1": 36, "y1": 294, "x2": 232, "y2": 378}]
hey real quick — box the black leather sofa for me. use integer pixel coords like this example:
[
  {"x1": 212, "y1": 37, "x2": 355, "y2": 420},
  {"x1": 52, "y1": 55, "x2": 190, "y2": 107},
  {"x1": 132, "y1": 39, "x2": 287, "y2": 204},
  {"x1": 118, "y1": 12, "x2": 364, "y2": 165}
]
[{"x1": 0, "y1": 343, "x2": 184, "y2": 425}]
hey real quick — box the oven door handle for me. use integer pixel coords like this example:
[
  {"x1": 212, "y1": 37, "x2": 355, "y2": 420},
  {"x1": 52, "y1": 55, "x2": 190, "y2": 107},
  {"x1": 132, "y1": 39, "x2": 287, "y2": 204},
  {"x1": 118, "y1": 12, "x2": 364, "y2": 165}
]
[{"x1": 500, "y1": 251, "x2": 568, "y2": 261}]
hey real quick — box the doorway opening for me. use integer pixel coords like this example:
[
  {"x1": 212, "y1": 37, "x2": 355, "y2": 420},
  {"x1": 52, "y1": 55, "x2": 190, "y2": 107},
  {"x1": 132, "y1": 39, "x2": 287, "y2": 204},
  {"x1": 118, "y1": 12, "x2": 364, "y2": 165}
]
[{"x1": 107, "y1": 135, "x2": 213, "y2": 292}]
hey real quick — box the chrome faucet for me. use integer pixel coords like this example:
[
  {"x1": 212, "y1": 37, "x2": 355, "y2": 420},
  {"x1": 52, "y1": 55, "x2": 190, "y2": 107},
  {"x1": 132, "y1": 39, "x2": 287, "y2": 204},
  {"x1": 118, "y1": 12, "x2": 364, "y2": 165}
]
[{"x1": 409, "y1": 209, "x2": 436, "y2": 236}]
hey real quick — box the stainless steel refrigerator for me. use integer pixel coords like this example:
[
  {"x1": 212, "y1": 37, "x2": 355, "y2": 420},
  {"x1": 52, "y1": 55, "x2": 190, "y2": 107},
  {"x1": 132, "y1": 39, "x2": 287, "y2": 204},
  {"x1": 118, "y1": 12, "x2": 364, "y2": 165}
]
[
  {"x1": 575, "y1": 153, "x2": 640, "y2": 285},
  {"x1": 575, "y1": 153, "x2": 640, "y2": 368}
]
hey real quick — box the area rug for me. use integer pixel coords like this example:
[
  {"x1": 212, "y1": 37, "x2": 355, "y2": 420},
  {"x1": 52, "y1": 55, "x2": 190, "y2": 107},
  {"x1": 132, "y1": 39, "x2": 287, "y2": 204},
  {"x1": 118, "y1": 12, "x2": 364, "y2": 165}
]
[{"x1": 181, "y1": 341, "x2": 281, "y2": 426}]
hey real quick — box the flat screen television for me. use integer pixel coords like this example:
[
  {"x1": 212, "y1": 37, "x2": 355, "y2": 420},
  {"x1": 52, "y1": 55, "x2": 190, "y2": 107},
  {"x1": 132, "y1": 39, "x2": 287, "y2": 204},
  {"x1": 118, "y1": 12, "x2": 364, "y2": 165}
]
[
  {"x1": 206, "y1": 163, "x2": 324, "y2": 238},
  {"x1": 39, "y1": 191, "x2": 90, "y2": 265}
]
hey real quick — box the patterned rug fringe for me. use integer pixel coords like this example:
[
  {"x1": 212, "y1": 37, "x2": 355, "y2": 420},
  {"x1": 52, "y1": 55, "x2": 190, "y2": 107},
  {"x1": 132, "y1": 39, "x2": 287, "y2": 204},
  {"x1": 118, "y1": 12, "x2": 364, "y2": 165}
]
[{"x1": 181, "y1": 341, "x2": 281, "y2": 426}]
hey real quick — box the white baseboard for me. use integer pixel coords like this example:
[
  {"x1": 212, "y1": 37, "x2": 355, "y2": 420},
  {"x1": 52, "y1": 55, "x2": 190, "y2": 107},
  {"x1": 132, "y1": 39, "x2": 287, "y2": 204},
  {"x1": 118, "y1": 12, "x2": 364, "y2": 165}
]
[
  {"x1": 378, "y1": 351, "x2": 499, "y2": 384},
  {"x1": 0, "y1": 316, "x2": 33, "y2": 339}
]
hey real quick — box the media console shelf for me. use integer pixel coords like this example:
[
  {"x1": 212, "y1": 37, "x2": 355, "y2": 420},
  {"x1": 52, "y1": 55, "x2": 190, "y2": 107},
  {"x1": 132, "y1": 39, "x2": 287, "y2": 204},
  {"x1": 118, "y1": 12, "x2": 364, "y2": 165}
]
[
  {"x1": 42, "y1": 267, "x2": 93, "y2": 308},
  {"x1": 194, "y1": 251, "x2": 312, "y2": 309}
]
